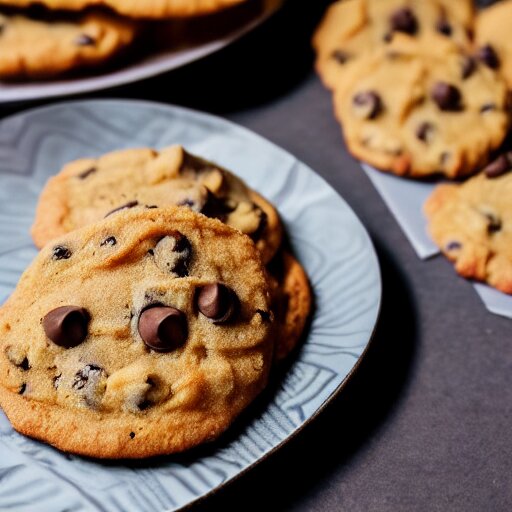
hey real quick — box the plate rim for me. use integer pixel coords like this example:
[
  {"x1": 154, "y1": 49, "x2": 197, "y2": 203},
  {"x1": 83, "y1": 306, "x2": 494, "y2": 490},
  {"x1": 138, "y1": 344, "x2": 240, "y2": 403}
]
[
  {"x1": 0, "y1": 98, "x2": 382, "y2": 511},
  {"x1": 0, "y1": 0, "x2": 284, "y2": 104}
]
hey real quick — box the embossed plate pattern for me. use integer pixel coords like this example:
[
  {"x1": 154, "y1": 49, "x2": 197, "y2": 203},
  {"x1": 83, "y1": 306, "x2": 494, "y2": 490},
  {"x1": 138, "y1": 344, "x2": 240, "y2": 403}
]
[{"x1": 0, "y1": 100, "x2": 381, "y2": 511}]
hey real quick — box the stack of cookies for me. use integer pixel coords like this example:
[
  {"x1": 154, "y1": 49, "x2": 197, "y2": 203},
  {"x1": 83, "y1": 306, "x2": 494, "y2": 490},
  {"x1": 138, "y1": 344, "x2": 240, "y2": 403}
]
[
  {"x1": 0, "y1": 145, "x2": 311, "y2": 458},
  {"x1": 0, "y1": 0, "x2": 257, "y2": 79},
  {"x1": 314, "y1": 0, "x2": 512, "y2": 294}
]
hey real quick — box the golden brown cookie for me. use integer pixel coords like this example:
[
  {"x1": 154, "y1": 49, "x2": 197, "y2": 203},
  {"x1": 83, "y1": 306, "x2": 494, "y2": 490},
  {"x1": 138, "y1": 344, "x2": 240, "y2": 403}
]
[
  {"x1": 475, "y1": 0, "x2": 512, "y2": 89},
  {"x1": 424, "y1": 152, "x2": 512, "y2": 293},
  {"x1": 333, "y1": 39, "x2": 510, "y2": 178},
  {"x1": 31, "y1": 145, "x2": 282, "y2": 264},
  {"x1": 0, "y1": 206, "x2": 274, "y2": 458},
  {"x1": 313, "y1": 0, "x2": 474, "y2": 90},
  {"x1": 268, "y1": 251, "x2": 312, "y2": 362},
  {"x1": 0, "y1": 9, "x2": 138, "y2": 79},
  {"x1": 0, "y1": 0, "x2": 246, "y2": 19}
]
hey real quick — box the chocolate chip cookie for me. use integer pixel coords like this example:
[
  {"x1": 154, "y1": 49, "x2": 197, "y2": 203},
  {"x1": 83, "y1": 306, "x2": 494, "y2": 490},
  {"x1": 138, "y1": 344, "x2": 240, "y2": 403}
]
[
  {"x1": 333, "y1": 39, "x2": 510, "y2": 178},
  {"x1": 476, "y1": 0, "x2": 512, "y2": 89},
  {"x1": 425, "y1": 152, "x2": 512, "y2": 294},
  {"x1": 313, "y1": 0, "x2": 473, "y2": 90},
  {"x1": 0, "y1": 9, "x2": 138, "y2": 79},
  {"x1": 268, "y1": 251, "x2": 312, "y2": 362},
  {"x1": 0, "y1": 206, "x2": 274, "y2": 458},
  {"x1": 0, "y1": 0, "x2": 246, "y2": 19},
  {"x1": 31, "y1": 145, "x2": 282, "y2": 264}
]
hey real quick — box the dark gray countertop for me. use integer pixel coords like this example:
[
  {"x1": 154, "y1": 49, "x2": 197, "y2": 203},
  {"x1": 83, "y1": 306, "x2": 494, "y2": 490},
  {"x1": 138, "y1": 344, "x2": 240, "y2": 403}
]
[{"x1": 3, "y1": 1, "x2": 511, "y2": 510}]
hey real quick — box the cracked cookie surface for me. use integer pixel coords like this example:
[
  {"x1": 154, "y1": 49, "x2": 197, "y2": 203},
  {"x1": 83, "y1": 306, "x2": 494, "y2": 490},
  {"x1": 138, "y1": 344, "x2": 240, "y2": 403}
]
[
  {"x1": 425, "y1": 152, "x2": 512, "y2": 293},
  {"x1": 0, "y1": 206, "x2": 274, "y2": 458},
  {"x1": 32, "y1": 145, "x2": 282, "y2": 264}
]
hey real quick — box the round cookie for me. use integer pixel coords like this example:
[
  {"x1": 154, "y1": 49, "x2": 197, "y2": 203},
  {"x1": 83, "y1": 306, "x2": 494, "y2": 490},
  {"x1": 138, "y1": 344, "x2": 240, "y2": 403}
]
[
  {"x1": 31, "y1": 145, "x2": 282, "y2": 264},
  {"x1": 0, "y1": 9, "x2": 138, "y2": 79},
  {"x1": 0, "y1": 0, "x2": 246, "y2": 19},
  {"x1": 333, "y1": 39, "x2": 511, "y2": 178},
  {"x1": 313, "y1": 0, "x2": 474, "y2": 90},
  {"x1": 475, "y1": 0, "x2": 512, "y2": 89},
  {"x1": 0, "y1": 206, "x2": 274, "y2": 458},
  {"x1": 425, "y1": 152, "x2": 512, "y2": 294},
  {"x1": 268, "y1": 251, "x2": 312, "y2": 362}
]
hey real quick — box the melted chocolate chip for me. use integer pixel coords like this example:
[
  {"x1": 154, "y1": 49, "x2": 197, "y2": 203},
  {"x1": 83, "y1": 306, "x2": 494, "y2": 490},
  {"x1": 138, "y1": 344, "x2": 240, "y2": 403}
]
[
  {"x1": 78, "y1": 167, "x2": 96, "y2": 180},
  {"x1": 52, "y1": 246, "x2": 71, "y2": 261},
  {"x1": 19, "y1": 383, "x2": 26, "y2": 395},
  {"x1": 197, "y1": 283, "x2": 237, "y2": 324},
  {"x1": 485, "y1": 213, "x2": 502, "y2": 233},
  {"x1": 436, "y1": 17, "x2": 452, "y2": 36},
  {"x1": 445, "y1": 241, "x2": 462, "y2": 251},
  {"x1": 138, "y1": 306, "x2": 188, "y2": 352},
  {"x1": 256, "y1": 309, "x2": 272, "y2": 322},
  {"x1": 75, "y1": 34, "x2": 95, "y2": 46},
  {"x1": 431, "y1": 82, "x2": 462, "y2": 111},
  {"x1": 484, "y1": 154, "x2": 512, "y2": 178},
  {"x1": 389, "y1": 7, "x2": 418, "y2": 35},
  {"x1": 153, "y1": 232, "x2": 192, "y2": 277},
  {"x1": 42, "y1": 306, "x2": 89, "y2": 348},
  {"x1": 461, "y1": 56, "x2": 476, "y2": 80},
  {"x1": 416, "y1": 122, "x2": 435, "y2": 144},
  {"x1": 19, "y1": 357, "x2": 30, "y2": 371},
  {"x1": 352, "y1": 91, "x2": 382, "y2": 119},
  {"x1": 200, "y1": 191, "x2": 235, "y2": 222},
  {"x1": 331, "y1": 49, "x2": 351, "y2": 64},
  {"x1": 53, "y1": 374, "x2": 62, "y2": 389},
  {"x1": 72, "y1": 364, "x2": 107, "y2": 407},
  {"x1": 105, "y1": 201, "x2": 139, "y2": 218},
  {"x1": 477, "y1": 44, "x2": 500, "y2": 69},
  {"x1": 100, "y1": 236, "x2": 117, "y2": 247},
  {"x1": 250, "y1": 207, "x2": 268, "y2": 242},
  {"x1": 129, "y1": 432, "x2": 135, "y2": 439}
]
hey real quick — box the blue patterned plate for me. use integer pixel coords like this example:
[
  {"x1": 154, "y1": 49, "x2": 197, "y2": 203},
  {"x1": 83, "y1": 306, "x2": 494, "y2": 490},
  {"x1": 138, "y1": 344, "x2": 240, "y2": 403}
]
[{"x1": 0, "y1": 100, "x2": 381, "y2": 511}]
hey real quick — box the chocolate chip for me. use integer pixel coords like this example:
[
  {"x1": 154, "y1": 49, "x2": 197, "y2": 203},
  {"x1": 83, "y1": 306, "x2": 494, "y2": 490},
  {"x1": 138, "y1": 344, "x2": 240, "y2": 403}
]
[
  {"x1": 461, "y1": 56, "x2": 476, "y2": 80},
  {"x1": 72, "y1": 364, "x2": 107, "y2": 407},
  {"x1": 477, "y1": 44, "x2": 500, "y2": 69},
  {"x1": 105, "y1": 201, "x2": 138, "y2": 218},
  {"x1": 100, "y1": 236, "x2": 117, "y2": 247},
  {"x1": 197, "y1": 283, "x2": 237, "y2": 324},
  {"x1": 177, "y1": 199, "x2": 197, "y2": 208},
  {"x1": 129, "y1": 432, "x2": 135, "y2": 439},
  {"x1": 77, "y1": 167, "x2": 96, "y2": 180},
  {"x1": 146, "y1": 205, "x2": 158, "y2": 209},
  {"x1": 53, "y1": 374, "x2": 62, "y2": 389},
  {"x1": 256, "y1": 309, "x2": 272, "y2": 322},
  {"x1": 138, "y1": 306, "x2": 188, "y2": 352},
  {"x1": 18, "y1": 383, "x2": 26, "y2": 395},
  {"x1": 250, "y1": 207, "x2": 268, "y2": 242},
  {"x1": 153, "y1": 232, "x2": 192, "y2": 277},
  {"x1": 389, "y1": 8, "x2": 418, "y2": 35},
  {"x1": 480, "y1": 104, "x2": 496, "y2": 113},
  {"x1": 416, "y1": 122, "x2": 435, "y2": 144},
  {"x1": 431, "y1": 82, "x2": 462, "y2": 111},
  {"x1": 42, "y1": 306, "x2": 89, "y2": 348},
  {"x1": 445, "y1": 241, "x2": 462, "y2": 251},
  {"x1": 52, "y1": 246, "x2": 71, "y2": 260},
  {"x1": 331, "y1": 49, "x2": 351, "y2": 64},
  {"x1": 352, "y1": 91, "x2": 382, "y2": 119},
  {"x1": 200, "y1": 191, "x2": 235, "y2": 222},
  {"x1": 484, "y1": 153, "x2": 512, "y2": 178},
  {"x1": 75, "y1": 34, "x2": 95, "y2": 46},
  {"x1": 436, "y1": 17, "x2": 452, "y2": 36},
  {"x1": 19, "y1": 357, "x2": 30, "y2": 371},
  {"x1": 485, "y1": 213, "x2": 502, "y2": 233}
]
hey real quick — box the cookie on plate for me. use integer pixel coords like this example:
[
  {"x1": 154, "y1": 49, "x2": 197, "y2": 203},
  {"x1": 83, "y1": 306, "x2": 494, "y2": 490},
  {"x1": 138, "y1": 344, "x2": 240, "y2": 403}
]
[
  {"x1": 333, "y1": 39, "x2": 510, "y2": 178},
  {"x1": 475, "y1": 0, "x2": 512, "y2": 88},
  {"x1": 313, "y1": 0, "x2": 473, "y2": 90},
  {"x1": 0, "y1": 0, "x2": 246, "y2": 19},
  {"x1": 0, "y1": 9, "x2": 138, "y2": 79},
  {"x1": 424, "y1": 152, "x2": 512, "y2": 293},
  {"x1": 31, "y1": 145, "x2": 282, "y2": 264},
  {"x1": 269, "y1": 251, "x2": 311, "y2": 362},
  {"x1": 0, "y1": 206, "x2": 274, "y2": 458}
]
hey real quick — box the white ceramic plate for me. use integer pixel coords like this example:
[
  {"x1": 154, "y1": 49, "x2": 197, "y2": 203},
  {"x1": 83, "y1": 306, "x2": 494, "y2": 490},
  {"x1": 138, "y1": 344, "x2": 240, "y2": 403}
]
[
  {"x1": 0, "y1": 0, "x2": 283, "y2": 104},
  {"x1": 0, "y1": 100, "x2": 381, "y2": 511}
]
